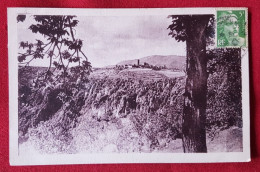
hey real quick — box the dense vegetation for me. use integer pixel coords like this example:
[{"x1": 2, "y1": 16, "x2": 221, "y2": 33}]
[
  {"x1": 18, "y1": 54, "x2": 242, "y2": 153},
  {"x1": 17, "y1": 14, "x2": 242, "y2": 154}
]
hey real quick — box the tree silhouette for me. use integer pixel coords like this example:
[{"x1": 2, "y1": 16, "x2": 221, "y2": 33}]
[
  {"x1": 17, "y1": 15, "x2": 92, "y2": 136},
  {"x1": 17, "y1": 15, "x2": 92, "y2": 86},
  {"x1": 168, "y1": 15, "x2": 214, "y2": 152}
]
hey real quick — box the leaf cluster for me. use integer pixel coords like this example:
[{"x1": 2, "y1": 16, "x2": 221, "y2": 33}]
[
  {"x1": 17, "y1": 15, "x2": 92, "y2": 86},
  {"x1": 206, "y1": 48, "x2": 242, "y2": 139},
  {"x1": 167, "y1": 15, "x2": 215, "y2": 45}
]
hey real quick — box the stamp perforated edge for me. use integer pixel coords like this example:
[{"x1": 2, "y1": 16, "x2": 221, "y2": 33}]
[{"x1": 215, "y1": 8, "x2": 248, "y2": 49}]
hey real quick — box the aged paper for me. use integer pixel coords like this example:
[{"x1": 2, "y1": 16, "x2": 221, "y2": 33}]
[{"x1": 8, "y1": 8, "x2": 250, "y2": 165}]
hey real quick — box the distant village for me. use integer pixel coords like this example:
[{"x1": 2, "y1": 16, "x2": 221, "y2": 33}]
[{"x1": 115, "y1": 59, "x2": 167, "y2": 71}]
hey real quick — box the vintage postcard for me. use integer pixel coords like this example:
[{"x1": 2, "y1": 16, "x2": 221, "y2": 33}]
[{"x1": 8, "y1": 8, "x2": 250, "y2": 165}]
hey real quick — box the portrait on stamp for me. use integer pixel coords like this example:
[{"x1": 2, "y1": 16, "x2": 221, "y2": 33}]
[
  {"x1": 8, "y1": 8, "x2": 250, "y2": 165},
  {"x1": 217, "y1": 10, "x2": 246, "y2": 47}
]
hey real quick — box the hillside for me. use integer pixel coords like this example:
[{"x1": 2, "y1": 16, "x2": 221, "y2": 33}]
[
  {"x1": 18, "y1": 68, "x2": 185, "y2": 153},
  {"x1": 90, "y1": 68, "x2": 185, "y2": 81},
  {"x1": 117, "y1": 55, "x2": 186, "y2": 70},
  {"x1": 18, "y1": 57, "x2": 242, "y2": 154}
]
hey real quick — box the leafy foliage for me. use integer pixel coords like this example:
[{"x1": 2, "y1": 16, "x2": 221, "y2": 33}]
[
  {"x1": 18, "y1": 63, "x2": 242, "y2": 153},
  {"x1": 17, "y1": 15, "x2": 26, "y2": 22},
  {"x1": 18, "y1": 15, "x2": 92, "y2": 85},
  {"x1": 17, "y1": 15, "x2": 242, "y2": 153},
  {"x1": 206, "y1": 48, "x2": 242, "y2": 139},
  {"x1": 167, "y1": 15, "x2": 215, "y2": 45},
  {"x1": 17, "y1": 15, "x2": 92, "y2": 141},
  {"x1": 18, "y1": 67, "x2": 185, "y2": 152}
]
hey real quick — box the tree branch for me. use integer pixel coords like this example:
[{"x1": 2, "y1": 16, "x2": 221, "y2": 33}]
[
  {"x1": 45, "y1": 44, "x2": 56, "y2": 79},
  {"x1": 79, "y1": 50, "x2": 88, "y2": 61},
  {"x1": 19, "y1": 56, "x2": 35, "y2": 68},
  {"x1": 68, "y1": 18, "x2": 75, "y2": 41},
  {"x1": 77, "y1": 50, "x2": 80, "y2": 66}
]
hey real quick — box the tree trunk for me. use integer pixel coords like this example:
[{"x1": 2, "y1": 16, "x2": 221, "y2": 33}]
[{"x1": 182, "y1": 16, "x2": 210, "y2": 153}]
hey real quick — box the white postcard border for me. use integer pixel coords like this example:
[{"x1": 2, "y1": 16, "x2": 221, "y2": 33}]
[{"x1": 8, "y1": 7, "x2": 250, "y2": 165}]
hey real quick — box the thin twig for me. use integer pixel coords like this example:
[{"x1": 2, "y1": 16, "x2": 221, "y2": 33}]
[
  {"x1": 68, "y1": 17, "x2": 75, "y2": 41},
  {"x1": 79, "y1": 50, "x2": 88, "y2": 61}
]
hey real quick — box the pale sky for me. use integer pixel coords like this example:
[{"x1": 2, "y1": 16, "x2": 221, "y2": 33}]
[{"x1": 17, "y1": 15, "x2": 186, "y2": 67}]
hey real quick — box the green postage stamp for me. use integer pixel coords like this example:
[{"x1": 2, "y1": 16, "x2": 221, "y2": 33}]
[
  {"x1": 8, "y1": 8, "x2": 250, "y2": 165},
  {"x1": 217, "y1": 10, "x2": 247, "y2": 47}
]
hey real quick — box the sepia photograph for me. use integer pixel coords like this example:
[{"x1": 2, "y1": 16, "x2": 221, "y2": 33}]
[{"x1": 8, "y1": 8, "x2": 250, "y2": 165}]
